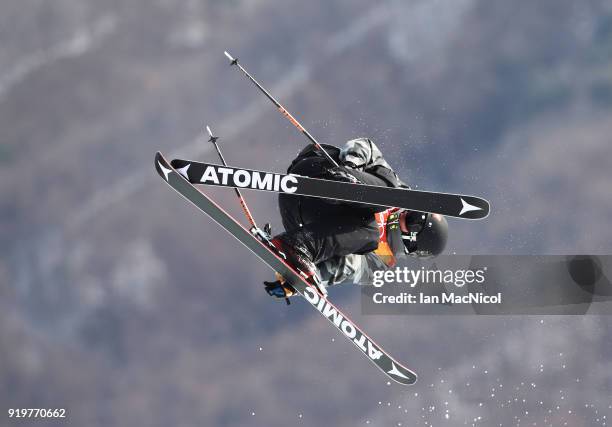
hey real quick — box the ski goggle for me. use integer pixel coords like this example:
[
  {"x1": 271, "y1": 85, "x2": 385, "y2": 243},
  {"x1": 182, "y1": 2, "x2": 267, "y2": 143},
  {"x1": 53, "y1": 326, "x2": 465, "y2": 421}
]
[{"x1": 401, "y1": 212, "x2": 429, "y2": 255}]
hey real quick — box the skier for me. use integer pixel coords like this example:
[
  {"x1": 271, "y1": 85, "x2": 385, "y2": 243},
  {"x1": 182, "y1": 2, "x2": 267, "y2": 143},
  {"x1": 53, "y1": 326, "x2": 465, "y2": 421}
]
[{"x1": 265, "y1": 138, "x2": 448, "y2": 300}]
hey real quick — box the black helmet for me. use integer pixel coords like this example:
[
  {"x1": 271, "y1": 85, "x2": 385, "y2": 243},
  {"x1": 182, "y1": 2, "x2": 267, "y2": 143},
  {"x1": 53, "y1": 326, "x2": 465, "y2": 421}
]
[{"x1": 401, "y1": 211, "x2": 448, "y2": 258}]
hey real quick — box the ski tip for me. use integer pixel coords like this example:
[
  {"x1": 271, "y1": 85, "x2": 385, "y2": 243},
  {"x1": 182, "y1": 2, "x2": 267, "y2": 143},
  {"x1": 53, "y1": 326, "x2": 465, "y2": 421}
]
[
  {"x1": 386, "y1": 361, "x2": 418, "y2": 386},
  {"x1": 458, "y1": 196, "x2": 490, "y2": 220},
  {"x1": 154, "y1": 151, "x2": 163, "y2": 164},
  {"x1": 154, "y1": 151, "x2": 173, "y2": 181},
  {"x1": 399, "y1": 372, "x2": 418, "y2": 386}
]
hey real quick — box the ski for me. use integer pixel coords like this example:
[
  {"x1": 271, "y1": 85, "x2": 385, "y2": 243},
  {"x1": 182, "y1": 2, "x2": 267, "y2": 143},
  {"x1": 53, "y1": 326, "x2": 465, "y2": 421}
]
[
  {"x1": 170, "y1": 158, "x2": 489, "y2": 220},
  {"x1": 155, "y1": 151, "x2": 417, "y2": 385}
]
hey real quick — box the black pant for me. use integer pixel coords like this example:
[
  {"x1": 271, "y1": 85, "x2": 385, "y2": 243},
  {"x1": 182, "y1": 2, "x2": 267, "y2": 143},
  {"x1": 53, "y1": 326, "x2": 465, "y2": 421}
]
[{"x1": 277, "y1": 157, "x2": 386, "y2": 264}]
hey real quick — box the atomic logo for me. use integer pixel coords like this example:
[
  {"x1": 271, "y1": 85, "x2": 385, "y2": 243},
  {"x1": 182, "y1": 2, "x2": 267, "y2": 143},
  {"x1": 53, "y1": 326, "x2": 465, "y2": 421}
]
[
  {"x1": 459, "y1": 198, "x2": 482, "y2": 216},
  {"x1": 158, "y1": 161, "x2": 172, "y2": 181},
  {"x1": 387, "y1": 362, "x2": 410, "y2": 379}
]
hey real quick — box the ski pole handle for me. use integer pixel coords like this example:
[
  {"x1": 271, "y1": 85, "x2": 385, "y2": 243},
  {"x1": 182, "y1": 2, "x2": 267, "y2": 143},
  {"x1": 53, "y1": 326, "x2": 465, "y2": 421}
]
[{"x1": 224, "y1": 51, "x2": 340, "y2": 168}]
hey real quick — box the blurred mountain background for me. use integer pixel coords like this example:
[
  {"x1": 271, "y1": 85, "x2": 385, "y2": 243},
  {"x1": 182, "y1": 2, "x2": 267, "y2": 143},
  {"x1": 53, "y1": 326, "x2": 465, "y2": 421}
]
[{"x1": 1, "y1": 0, "x2": 612, "y2": 426}]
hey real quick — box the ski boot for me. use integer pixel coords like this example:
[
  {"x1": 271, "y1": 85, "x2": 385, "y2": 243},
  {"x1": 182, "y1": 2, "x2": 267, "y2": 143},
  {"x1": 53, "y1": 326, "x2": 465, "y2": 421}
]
[
  {"x1": 251, "y1": 224, "x2": 327, "y2": 301},
  {"x1": 267, "y1": 235, "x2": 327, "y2": 297}
]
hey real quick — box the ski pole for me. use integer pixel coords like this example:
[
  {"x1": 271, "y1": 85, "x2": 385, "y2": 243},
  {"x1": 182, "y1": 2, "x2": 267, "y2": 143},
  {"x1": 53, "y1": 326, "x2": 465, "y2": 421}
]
[
  {"x1": 205, "y1": 125, "x2": 258, "y2": 229},
  {"x1": 223, "y1": 51, "x2": 340, "y2": 168},
  {"x1": 206, "y1": 125, "x2": 291, "y2": 306}
]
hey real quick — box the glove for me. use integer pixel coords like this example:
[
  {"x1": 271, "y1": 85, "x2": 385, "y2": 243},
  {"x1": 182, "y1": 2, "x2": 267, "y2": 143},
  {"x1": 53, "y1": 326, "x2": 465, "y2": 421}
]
[
  {"x1": 263, "y1": 272, "x2": 296, "y2": 303},
  {"x1": 326, "y1": 167, "x2": 361, "y2": 184},
  {"x1": 342, "y1": 160, "x2": 359, "y2": 169}
]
